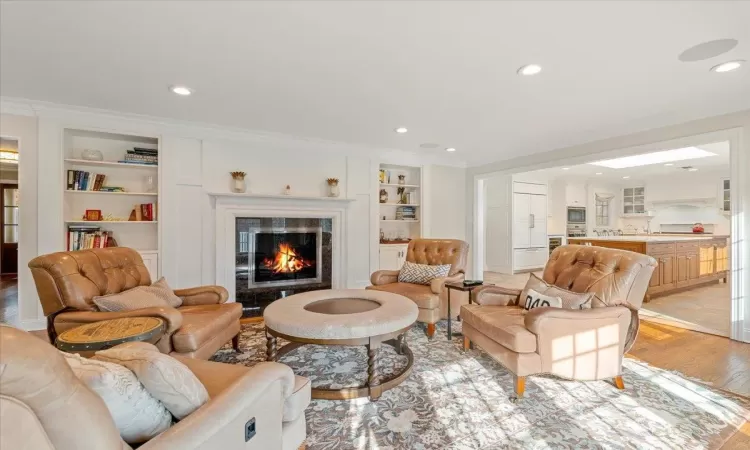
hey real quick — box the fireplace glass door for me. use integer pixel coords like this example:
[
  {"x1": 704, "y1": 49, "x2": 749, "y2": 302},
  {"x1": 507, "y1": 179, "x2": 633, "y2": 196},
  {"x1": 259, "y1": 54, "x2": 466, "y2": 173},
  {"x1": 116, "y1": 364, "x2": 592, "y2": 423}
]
[{"x1": 251, "y1": 229, "x2": 322, "y2": 288}]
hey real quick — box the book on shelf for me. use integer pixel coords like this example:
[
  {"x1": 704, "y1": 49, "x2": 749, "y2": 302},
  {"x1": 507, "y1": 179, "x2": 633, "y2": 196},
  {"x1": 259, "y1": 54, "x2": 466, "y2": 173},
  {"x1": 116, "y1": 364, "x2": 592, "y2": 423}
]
[
  {"x1": 129, "y1": 203, "x2": 157, "y2": 221},
  {"x1": 395, "y1": 206, "x2": 416, "y2": 220},
  {"x1": 119, "y1": 147, "x2": 158, "y2": 165},
  {"x1": 67, "y1": 225, "x2": 117, "y2": 251},
  {"x1": 67, "y1": 170, "x2": 110, "y2": 191}
]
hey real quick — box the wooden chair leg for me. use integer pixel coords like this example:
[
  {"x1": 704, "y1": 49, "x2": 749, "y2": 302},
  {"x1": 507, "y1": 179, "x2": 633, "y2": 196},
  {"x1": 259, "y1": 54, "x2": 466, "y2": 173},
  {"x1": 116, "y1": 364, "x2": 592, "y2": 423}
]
[
  {"x1": 463, "y1": 336, "x2": 470, "y2": 351},
  {"x1": 232, "y1": 333, "x2": 241, "y2": 352},
  {"x1": 613, "y1": 375, "x2": 625, "y2": 390},
  {"x1": 426, "y1": 323, "x2": 436, "y2": 338},
  {"x1": 514, "y1": 376, "x2": 526, "y2": 398}
]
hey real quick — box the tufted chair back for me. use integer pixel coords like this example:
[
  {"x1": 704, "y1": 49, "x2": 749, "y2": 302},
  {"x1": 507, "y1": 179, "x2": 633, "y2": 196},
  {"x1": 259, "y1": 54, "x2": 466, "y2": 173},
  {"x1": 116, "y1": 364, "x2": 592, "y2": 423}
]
[
  {"x1": 405, "y1": 239, "x2": 469, "y2": 276},
  {"x1": 28, "y1": 248, "x2": 152, "y2": 316},
  {"x1": 542, "y1": 245, "x2": 657, "y2": 310}
]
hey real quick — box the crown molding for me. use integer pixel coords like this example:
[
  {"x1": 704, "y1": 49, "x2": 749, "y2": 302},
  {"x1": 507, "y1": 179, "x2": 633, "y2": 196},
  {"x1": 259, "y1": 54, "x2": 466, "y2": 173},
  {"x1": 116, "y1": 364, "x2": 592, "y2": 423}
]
[{"x1": 0, "y1": 96, "x2": 467, "y2": 168}]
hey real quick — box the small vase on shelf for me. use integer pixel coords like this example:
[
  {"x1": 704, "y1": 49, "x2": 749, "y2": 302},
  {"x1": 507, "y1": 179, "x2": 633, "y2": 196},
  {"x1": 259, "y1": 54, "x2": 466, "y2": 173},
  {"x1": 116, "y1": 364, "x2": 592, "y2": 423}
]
[
  {"x1": 327, "y1": 178, "x2": 340, "y2": 197},
  {"x1": 230, "y1": 171, "x2": 246, "y2": 193},
  {"x1": 397, "y1": 174, "x2": 406, "y2": 185}
]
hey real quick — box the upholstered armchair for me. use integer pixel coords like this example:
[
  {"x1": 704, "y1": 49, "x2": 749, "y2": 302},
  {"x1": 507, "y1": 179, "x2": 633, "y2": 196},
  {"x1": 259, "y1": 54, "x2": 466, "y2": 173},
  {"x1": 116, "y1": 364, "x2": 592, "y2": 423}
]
[
  {"x1": 462, "y1": 245, "x2": 656, "y2": 399},
  {"x1": 0, "y1": 325, "x2": 310, "y2": 450},
  {"x1": 28, "y1": 247, "x2": 242, "y2": 360},
  {"x1": 367, "y1": 239, "x2": 469, "y2": 337}
]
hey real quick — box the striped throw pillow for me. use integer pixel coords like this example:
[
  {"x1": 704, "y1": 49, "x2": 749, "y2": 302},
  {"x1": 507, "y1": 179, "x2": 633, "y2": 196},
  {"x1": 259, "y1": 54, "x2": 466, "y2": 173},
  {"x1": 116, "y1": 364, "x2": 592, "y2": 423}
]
[{"x1": 397, "y1": 261, "x2": 451, "y2": 285}]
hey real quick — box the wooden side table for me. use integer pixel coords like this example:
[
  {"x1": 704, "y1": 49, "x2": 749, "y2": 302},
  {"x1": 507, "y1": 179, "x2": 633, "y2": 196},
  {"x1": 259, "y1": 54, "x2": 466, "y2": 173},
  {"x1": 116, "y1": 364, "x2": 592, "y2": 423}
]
[
  {"x1": 445, "y1": 282, "x2": 490, "y2": 340},
  {"x1": 55, "y1": 317, "x2": 166, "y2": 355}
]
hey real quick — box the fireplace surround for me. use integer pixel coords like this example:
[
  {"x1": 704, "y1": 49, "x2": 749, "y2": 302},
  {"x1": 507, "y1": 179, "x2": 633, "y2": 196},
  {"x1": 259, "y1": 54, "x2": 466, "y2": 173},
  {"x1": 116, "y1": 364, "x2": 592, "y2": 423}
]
[{"x1": 248, "y1": 227, "x2": 323, "y2": 288}]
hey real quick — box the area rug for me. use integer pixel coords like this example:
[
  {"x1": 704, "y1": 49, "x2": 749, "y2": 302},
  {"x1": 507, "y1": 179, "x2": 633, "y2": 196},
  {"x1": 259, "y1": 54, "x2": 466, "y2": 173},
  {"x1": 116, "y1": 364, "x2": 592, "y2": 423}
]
[{"x1": 213, "y1": 322, "x2": 750, "y2": 449}]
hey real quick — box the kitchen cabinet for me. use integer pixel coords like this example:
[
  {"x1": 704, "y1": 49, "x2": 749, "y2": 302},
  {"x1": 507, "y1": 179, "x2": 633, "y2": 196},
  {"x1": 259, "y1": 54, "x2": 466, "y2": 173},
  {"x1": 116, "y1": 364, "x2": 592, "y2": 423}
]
[
  {"x1": 656, "y1": 254, "x2": 675, "y2": 290},
  {"x1": 699, "y1": 243, "x2": 715, "y2": 277},
  {"x1": 716, "y1": 243, "x2": 729, "y2": 275},
  {"x1": 379, "y1": 244, "x2": 407, "y2": 270},
  {"x1": 512, "y1": 183, "x2": 548, "y2": 272}
]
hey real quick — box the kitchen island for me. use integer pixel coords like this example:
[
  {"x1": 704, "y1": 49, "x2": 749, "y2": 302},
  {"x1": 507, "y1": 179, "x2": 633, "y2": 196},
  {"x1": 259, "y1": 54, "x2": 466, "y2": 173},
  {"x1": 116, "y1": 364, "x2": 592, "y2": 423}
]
[{"x1": 567, "y1": 235, "x2": 728, "y2": 301}]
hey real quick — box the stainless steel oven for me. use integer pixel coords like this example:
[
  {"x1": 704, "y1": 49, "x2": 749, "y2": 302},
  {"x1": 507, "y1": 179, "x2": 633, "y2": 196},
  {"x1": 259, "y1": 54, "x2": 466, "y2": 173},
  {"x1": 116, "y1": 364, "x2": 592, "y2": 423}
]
[{"x1": 567, "y1": 207, "x2": 586, "y2": 224}]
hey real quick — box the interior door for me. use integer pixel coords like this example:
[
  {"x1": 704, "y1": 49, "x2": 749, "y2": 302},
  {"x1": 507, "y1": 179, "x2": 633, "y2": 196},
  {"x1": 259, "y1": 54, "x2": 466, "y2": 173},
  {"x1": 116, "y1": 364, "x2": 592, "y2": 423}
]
[
  {"x1": 1, "y1": 184, "x2": 19, "y2": 274},
  {"x1": 512, "y1": 193, "x2": 530, "y2": 249},
  {"x1": 528, "y1": 194, "x2": 547, "y2": 248}
]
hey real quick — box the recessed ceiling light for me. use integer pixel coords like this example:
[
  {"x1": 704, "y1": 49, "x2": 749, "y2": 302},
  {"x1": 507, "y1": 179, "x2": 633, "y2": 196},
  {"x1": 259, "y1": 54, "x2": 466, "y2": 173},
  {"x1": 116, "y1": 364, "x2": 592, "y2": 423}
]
[
  {"x1": 170, "y1": 85, "x2": 193, "y2": 96},
  {"x1": 664, "y1": 163, "x2": 674, "y2": 166},
  {"x1": 445, "y1": 147, "x2": 456, "y2": 152},
  {"x1": 394, "y1": 127, "x2": 408, "y2": 134},
  {"x1": 688, "y1": 167, "x2": 699, "y2": 172},
  {"x1": 588, "y1": 147, "x2": 715, "y2": 169},
  {"x1": 622, "y1": 176, "x2": 630, "y2": 179},
  {"x1": 595, "y1": 172, "x2": 603, "y2": 175},
  {"x1": 517, "y1": 64, "x2": 542, "y2": 76},
  {"x1": 562, "y1": 167, "x2": 570, "y2": 170},
  {"x1": 710, "y1": 60, "x2": 744, "y2": 73}
]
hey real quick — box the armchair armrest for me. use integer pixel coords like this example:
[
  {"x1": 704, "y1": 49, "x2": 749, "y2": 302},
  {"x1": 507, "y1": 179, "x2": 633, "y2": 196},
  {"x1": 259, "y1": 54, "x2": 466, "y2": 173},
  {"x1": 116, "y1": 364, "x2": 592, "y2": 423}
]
[
  {"x1": 430, "y1": 273, "x2": 465, "y2": 295},
  {"x1": 174, "y1": 285, "x2": 229, "y2": 306},
  {"x1": 55, "y1": 307, "x2": 184, "y2": 335},
  {"x1": 370, "y1": 270, "x2": 400, "y2": 286},
  {"x1": 473, "y1": 285, "x2": 522, "y2": 306},
  {"x1": 140, "y1": 361, "x2": 296, "y2": 450}
]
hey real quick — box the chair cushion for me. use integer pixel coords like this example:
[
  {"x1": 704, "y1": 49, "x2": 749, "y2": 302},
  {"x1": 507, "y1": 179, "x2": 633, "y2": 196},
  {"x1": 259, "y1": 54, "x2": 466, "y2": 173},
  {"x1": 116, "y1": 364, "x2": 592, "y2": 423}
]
[
  {"x1": 172, "y1": 303, "x2": 242, "y2": 353},
  {"x1": 461, "y1": 304, "x2": 537, "y2": 353},
  {"x1": 366, "y1": 283, "x2": 439, "y2": 309},
  {"x1": 95, "y1": 342, "x2": 209, "y2": 419},
  {"x1": 283, "y1": 376, "x2": 311, "y2": 423}
]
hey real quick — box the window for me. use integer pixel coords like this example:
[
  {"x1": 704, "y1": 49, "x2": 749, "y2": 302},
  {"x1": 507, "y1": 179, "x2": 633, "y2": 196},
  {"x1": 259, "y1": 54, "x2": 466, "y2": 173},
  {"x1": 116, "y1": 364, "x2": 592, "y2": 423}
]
[
  {"x1": 722, "y1": 179, "x2": 730, "y2": 212},
  {"x1": 623, "y1": 187, "x2": 645, "y2": 214},
  {"x1": 595, "y1": 193, "x2": 613, "y2": 226}
]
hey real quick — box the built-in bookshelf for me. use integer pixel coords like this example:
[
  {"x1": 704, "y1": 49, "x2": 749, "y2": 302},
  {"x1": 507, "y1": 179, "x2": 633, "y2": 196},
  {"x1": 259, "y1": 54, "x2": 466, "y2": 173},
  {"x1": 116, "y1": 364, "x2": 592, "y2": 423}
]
[
  {"x1": 62, "y1": 128, "x2": 160, "y2": 274},
  {"x1": 378, "y1": 163, "x2": 422, "y2": 243}
]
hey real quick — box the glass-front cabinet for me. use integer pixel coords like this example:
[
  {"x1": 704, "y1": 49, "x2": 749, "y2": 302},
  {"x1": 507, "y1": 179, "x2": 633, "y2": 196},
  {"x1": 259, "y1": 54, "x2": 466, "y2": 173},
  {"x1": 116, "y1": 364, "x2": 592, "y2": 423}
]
[{"x1": 623, "y1": 187, "x2": 645, "y2": 214}]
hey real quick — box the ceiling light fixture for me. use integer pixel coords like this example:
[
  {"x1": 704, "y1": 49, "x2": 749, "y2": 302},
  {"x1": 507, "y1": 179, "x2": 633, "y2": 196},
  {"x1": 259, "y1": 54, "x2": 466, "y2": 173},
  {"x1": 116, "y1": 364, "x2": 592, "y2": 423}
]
[
  {"x1": 170, "y1": 85, "x2": 193, "y2": 96},
  {"x1": 517, "y1": 64, "x2": 542, "y2": 76},
  {"x1": 595, "y1": 172, "x2": 603, "y2": 175},
  {"x1": 688, "y1": 167, "x2": 699, "y2": 172},
  {"x1": 562, "y1": 167, "x2": 570, "y2": 170},
  {"x1": 664, "y1": 163, "x2": 674, "y2": 166},
  {"x1": 588, "y1": 147, "x2": 716, "y2": 169},
  {"x1": 622, "y1": 176, "x2": 630, "y2": 179},
  {"x1": 394, "y1": 127, "x2": 408, "y2": 134},
  {"x1": 710, "y1": 60, "x2": 744, "y2": 73},
  {"x1": 445, "y1": 147, "x2": 456, "y2": 152}
]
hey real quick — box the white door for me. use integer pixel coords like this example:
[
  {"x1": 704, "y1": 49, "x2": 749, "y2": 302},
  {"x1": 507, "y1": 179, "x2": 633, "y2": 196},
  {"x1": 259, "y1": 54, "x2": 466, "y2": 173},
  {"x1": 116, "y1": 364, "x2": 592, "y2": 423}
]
[
  {"x1": 512, "y1": 193, "x2": 530, "y2": 249},
  {"x1": 529, "y1": 194, "x2": 548, "y2": 248},
  {"x1": 379, "y1": 245, "x2": 406, "y2": 270},
  {"x1": 138, "y1": 251, "x2": 159, "y2": 280}
]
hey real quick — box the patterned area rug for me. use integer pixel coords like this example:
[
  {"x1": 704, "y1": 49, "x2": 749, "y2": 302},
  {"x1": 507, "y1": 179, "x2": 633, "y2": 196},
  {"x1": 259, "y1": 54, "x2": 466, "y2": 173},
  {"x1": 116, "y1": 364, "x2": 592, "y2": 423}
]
[{"x1": 213, "y1": 322, "x2": 750, "y2": 449}]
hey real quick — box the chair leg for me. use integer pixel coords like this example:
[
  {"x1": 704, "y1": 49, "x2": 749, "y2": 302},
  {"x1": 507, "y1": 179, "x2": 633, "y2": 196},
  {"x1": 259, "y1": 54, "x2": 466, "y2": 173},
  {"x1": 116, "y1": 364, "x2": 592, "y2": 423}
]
[
  {"x1": 613, "y1": 375, "x2": 625, "y2": 390},
  {"x1": 426, "y1": 323, "x2": 436, "y2": 338},
  {"x1": 463, "y1": 336, "x2": 470, "y2": 351},
  {"x1": 514, "y1": 376, "x2": 526, "y2": 398},
  {"x1": 232, "y1": 333, "x2": 241, "y2": 352}
]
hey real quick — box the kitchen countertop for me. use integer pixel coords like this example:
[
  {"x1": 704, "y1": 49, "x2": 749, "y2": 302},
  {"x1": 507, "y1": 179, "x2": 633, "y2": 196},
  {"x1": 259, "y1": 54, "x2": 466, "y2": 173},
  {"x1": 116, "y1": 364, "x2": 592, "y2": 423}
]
[{"x1": 568, "y1": 235, "x2": 729, "y2": 243}]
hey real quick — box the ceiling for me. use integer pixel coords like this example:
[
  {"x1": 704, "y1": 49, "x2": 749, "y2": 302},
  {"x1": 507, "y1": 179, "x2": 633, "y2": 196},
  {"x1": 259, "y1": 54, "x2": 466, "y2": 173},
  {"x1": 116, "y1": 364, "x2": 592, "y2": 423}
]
[
  {"x1": 1, "y1": 2, "x2": 749, "y2": 166},
  {"x1": 522, "y1": 141, "x2": 730, "y2": 183}
]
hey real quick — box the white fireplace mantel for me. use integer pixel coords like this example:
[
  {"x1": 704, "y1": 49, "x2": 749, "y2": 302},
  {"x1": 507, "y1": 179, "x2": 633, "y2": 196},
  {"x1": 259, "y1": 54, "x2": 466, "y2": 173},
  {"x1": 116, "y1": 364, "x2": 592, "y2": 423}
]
[
  {"x1": 213, "y1": 194, "x2": 350, "y2": 304},
  {"x1": 207, "y1": 191, "x2": 356, "y2": 202}
]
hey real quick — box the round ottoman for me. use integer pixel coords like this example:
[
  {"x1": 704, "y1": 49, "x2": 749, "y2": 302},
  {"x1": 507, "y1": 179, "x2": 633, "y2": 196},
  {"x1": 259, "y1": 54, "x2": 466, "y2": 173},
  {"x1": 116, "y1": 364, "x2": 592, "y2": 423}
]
[{"x1": 263, "y1": 289, "x2": 418, "y2": 401}]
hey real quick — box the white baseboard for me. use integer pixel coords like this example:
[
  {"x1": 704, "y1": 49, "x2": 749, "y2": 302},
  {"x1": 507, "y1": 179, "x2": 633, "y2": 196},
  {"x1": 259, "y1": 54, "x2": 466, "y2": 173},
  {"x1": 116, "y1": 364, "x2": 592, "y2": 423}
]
[{"x1": 19, "y1": 319, "x2": 46, "y2": 331}]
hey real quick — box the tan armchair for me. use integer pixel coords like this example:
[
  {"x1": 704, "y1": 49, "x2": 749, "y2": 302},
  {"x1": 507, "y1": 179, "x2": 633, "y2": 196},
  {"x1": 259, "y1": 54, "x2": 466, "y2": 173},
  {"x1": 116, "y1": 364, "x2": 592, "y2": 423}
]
[
  {"x1": 0, "y1": 325, "x2": 310, "y2": 450},
  {"x1": 28, "y1": 247, "x2": 242, "y2": 360},
  {"x1": 462, "y1": 245, "x2": 656, "y2": 399},
  {"x1": 367, "y1": 239, "x2": 469, "y2": 337}
]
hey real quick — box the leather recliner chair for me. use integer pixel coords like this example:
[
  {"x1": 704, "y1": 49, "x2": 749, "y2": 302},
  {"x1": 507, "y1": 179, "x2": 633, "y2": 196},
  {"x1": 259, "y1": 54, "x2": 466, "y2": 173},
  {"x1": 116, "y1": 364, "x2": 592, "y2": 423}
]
[
  {"x1": 28, "y1": 247, "x2": 242, "y2": 359},
  {"x1": 462, "y1": 245, "x2": 657, "y2": 399},
  {"x1": 0, "y1": 325, "x2": 310, "y2": 450},
  {"x1": 367, "y1": 239, "x2": 469, "y2": 337}
]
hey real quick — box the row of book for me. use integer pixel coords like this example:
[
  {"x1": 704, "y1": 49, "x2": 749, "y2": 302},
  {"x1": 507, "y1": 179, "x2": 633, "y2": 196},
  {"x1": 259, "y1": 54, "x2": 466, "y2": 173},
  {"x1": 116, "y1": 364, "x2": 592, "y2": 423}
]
[
  {"x1": 130, "y1": 203, "x2": 157, "y2": 221},
  {"x1": 66, "y1": 171, "x2": 123, "y2": 191},
  {"x1": 67, "y1": 226, "x2": 117, "y2": 251},
  {"x1": 395, "y1": 206, "x2": 417, "y2": 220},
  {"x1": 120, "y1": 147, "x2": 158, "y2": 165}
]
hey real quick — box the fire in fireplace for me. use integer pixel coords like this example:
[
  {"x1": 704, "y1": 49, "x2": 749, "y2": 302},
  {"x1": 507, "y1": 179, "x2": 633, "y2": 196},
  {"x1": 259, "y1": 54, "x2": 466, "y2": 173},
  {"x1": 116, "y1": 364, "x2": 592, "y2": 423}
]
[{"x1": 250, "y1": 228, "x2": 322, "y2": 288}]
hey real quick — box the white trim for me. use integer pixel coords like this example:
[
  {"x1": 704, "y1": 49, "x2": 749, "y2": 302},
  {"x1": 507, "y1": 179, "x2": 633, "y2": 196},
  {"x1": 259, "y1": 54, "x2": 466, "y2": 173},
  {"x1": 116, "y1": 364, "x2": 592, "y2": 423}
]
[
  {"x1": 214, "y1": 196, "x2": 348, "y2": 304},
  {"x1": 19, "y1": 319, "x2": 46, "y2": 331},
  {"x1": 207, "y1": 192, "x2": 355, "y2": 202}
]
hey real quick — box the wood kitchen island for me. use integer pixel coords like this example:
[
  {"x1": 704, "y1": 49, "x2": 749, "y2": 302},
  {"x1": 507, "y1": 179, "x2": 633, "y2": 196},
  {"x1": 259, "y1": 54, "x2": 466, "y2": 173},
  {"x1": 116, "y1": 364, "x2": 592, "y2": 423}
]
[{"x1": 567, "y1": 236, "x2": 728, "y2": 301}]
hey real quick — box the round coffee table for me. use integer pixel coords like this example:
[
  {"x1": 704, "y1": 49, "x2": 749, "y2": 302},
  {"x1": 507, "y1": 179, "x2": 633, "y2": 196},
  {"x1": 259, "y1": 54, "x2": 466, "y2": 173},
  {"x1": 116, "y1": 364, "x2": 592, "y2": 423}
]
[
  {"x1": 263, "y1": 289, "x2": 418, "y2": 401},
  {"x1": 55, "y1": 317, "x2": 166, "y2": 355}
]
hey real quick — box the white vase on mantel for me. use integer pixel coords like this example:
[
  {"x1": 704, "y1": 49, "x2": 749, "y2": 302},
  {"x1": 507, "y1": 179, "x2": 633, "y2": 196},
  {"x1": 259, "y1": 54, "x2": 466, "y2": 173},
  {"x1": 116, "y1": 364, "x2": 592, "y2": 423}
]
[
  {"x1": 328, "y1": 184, "x2": 340, "y2": 197},
  {"x1": 231, "y1": 178, "x2": 246, "y2": 193}
]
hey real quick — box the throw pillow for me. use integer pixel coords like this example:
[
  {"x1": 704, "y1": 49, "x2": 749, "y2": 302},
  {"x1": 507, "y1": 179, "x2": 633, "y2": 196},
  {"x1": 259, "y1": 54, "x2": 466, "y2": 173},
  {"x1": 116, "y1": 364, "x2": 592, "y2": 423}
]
[
  {"x1": 95, "y1": 342, "x2": 209, "y2": 420},
  {"x1": 146, "y1": 277, "x2": 183, "y2": 308},
  {"x1": 94, "y1": 287, "x2": 169, "y2": 312},
  {"x1": 521, "y1": 273, "x2": 594, "y2": 310},
  {"x1": 62, "y1": 351, "x2": 172, "y2": 444},
  {"x1": 522, "y1": 288, "x2": 562, "y2": 311},
  {"x1": 398, "y1": 261, "x2": 451, "y2": 285}
]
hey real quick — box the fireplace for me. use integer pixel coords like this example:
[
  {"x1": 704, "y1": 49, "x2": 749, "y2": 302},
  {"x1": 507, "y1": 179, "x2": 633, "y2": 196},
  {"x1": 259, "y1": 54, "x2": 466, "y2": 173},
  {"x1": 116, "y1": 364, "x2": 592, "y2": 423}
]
[
  {"x1": 236, "y1": 217, "x2": 332, "y2": 316},
  {"x1": 250, "y1": 228, "x2": 322, "y2": 288}
]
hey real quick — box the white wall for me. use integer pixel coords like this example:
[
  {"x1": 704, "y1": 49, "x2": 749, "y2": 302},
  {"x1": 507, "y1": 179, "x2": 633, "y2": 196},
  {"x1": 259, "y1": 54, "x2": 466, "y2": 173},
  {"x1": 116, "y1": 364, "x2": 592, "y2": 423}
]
[
  {"x1": 0, "y1": 99, "x2": 465, "y2": 329},
  {"x1": 547, "y1": 178, "x2": 566, "y2": 234},
  {"x1": 483, "y1": 175, "x2": 512, "y2": 273}
]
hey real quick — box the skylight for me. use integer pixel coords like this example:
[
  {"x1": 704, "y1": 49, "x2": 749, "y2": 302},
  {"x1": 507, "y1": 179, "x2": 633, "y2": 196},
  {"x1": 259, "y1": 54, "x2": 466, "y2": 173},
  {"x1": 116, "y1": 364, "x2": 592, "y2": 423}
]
[{"x1": 588, "y1": 147, "x2": 716, "y2": 169}]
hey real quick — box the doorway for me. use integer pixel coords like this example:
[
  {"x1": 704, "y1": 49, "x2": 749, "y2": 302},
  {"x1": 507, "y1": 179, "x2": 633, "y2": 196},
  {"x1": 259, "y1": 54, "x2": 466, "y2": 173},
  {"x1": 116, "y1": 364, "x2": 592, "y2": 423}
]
[{"x1": 0, "y1": 137, "x2": 19, "y2": 326}]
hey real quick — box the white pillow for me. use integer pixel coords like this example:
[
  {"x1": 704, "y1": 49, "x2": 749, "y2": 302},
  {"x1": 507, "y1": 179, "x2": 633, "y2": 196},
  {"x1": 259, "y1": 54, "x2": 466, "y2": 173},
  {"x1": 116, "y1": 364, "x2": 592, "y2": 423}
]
[
  {"x1": 397, "y1": 261, "x2": 451, "y2": 285},
  {"x1": 522, "y1": 288, "x2": 562, "y2": 311},
  {"x1": 62, "y1": 351, "x2": 172, "y2": 444},
  {"x1": 94, "y1": 342, "x2": 209, "y2": 419}
]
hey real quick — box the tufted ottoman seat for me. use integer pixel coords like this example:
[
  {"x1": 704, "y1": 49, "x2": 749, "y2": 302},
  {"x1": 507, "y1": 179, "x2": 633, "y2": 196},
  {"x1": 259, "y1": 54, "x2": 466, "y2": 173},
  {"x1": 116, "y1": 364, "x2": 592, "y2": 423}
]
[
  {"x1": 461, "y1": 245, "x2": 656, "y2": 399},
  {"x1": 367, "y1": 239, "x2": 469, "y2": 337}
]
